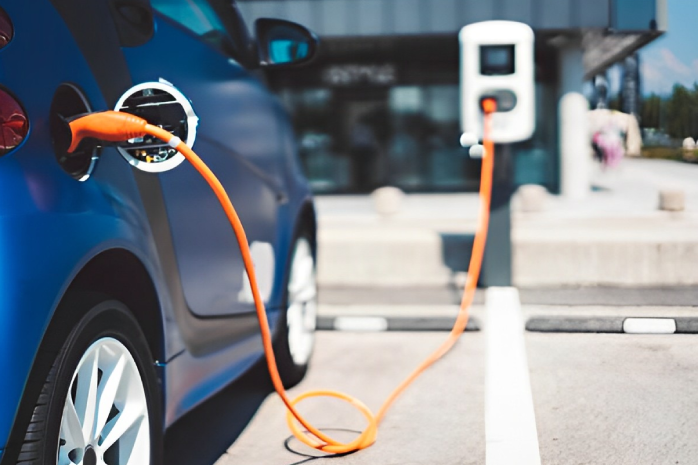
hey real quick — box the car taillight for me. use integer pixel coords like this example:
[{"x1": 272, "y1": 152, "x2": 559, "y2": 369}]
[
  {"x1": 0, "y1": 6, "x2": 13, "y2": 49},
  {"x1": 0, "y1": 88, "x2": 29, "y2": 156}
]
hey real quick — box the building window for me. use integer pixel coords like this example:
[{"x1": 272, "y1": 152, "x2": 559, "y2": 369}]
[{"x1": 281, "y1": 84, "x2": 479, "y2": 193}]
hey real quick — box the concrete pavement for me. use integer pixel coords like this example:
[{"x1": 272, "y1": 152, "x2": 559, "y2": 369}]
[
  {"x1": 159, "y1": 284, "x2": 698, "y2": 465},
  {"x1": 528, "y1": 332, "x2": 698, "y2": 464},
  {"x1": 206, "y1": 314, "x2": 698, "y2": 465},
  {"x1": 214, "y1": 332, "x2": 486, "y2": 465}
]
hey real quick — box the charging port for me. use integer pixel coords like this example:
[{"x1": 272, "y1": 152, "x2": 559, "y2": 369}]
[
  {"x1": 50, "y1": 83, "x2": 98, "y2": 181},
  {"x1": 114, "y1": 80, "x2": 198, "y2": 173}
]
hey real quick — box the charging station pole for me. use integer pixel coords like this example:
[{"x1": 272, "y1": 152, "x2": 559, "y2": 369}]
[
  {"x1": 459, "y1": 21, "x2": 535, "y2": 287},
  {"x1": 481, "y1": 143, "x2": 513, "y2": 286}
]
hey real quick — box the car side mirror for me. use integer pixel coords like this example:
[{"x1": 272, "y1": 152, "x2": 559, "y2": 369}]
[{"x1": 255, "y1": 18, "x2": 318, "y2": 68}]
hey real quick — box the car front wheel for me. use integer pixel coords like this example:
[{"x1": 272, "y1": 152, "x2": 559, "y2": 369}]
[
  {"x1": 17, "y1": 297, "x2": 162, "y2": 465},
  {"x1": 274, "y1": 232, "x2": 318, "y2": 388}
]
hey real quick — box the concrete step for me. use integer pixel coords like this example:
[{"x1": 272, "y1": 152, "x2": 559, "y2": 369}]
[
  {"x1": 314, "y1": 158, "x2": 698, "y2": 287},
  {"x1": 514, "y1": 238, "x2": 698, "y2": 287},
  {"x1": 317, "y1": 216, "x2": 698, "y2": 287},
  {"x1": 513, "y1": 216, "x2": 698, "y2": 287},
  {"x1": 318, "y1": 285, "x2": 698, "y2": 307},
  {"x1": 318, "y1": 227, "x2": 456, "y2": 286}
]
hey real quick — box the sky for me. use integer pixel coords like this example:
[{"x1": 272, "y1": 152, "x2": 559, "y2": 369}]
[{"x1": 640, "y1": 0, "x2": 698, "y2": 95}]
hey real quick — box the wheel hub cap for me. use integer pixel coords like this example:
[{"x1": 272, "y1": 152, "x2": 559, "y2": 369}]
[
  {"x1": 57, "y1": 337, "x2": 150, "y2": 465},
  {"x1": 287, "y1": 238, "x2": 317, "y2": 366}
]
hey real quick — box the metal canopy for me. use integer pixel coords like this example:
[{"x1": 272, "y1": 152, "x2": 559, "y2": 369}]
[
  {"x1": 238, "y1": 0, "x2": 666, "y2": 73},
  {"x1": 238, "y1": 0, "x2": 666, "y2": 37},
  {"x1": 581, "y1": 30, "x2": 661, "y2": 79}
]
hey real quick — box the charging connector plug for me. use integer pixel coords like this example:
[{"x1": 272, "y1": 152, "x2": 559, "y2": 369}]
[{"x1": 66, "y1": 111, "x2": 148, "y2": 153}]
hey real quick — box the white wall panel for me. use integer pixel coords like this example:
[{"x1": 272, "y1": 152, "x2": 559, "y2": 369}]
[
  {"x1": 393, "y1": 0, "x2": 421, "y2": 33},
  {"x1": 579, "y1": 0, "x2": 610, "y2": 28},
  {"x1": 238, "y1": 1, "x2": 286, "y2": 24},
  {"x1": 427, "y1": 0, "x2": 459, "y2": 33},
  {"x1": 357, "y1": 0, "x2": 384, "y2": 35},
  {"x1": 283, "y1": 0, "x2": 316, "y2": 29},
  {"x1": 501, "y1": 0, "x2": 533, "y2": 24},
  {"x1": 536, "y1": 0, "x2": 571, "y2": 29},
  {"x1": 461, "y1": 0, "x2": 495, "y2": 24},
  {"x1": 321, "y1": 0, "x2": 350, "y2": 36}
]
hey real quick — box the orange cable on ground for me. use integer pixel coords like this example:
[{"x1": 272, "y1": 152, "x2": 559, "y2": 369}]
[{"x1": 68, "y1": 100, "x2": 497, "y2": 454}]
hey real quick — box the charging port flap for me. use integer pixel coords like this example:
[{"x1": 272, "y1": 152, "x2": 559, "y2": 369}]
[{"x1": 114, "y1": 80, "x2": 198, "y2": 173}]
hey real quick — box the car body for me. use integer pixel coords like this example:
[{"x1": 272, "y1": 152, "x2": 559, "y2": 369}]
[{"x1": 0, "y1": 1, "x2": 318, "y2": 463}]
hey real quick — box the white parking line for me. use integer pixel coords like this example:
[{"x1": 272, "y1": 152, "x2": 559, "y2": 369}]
[
  {"x1": 623, "y1": 318, "x2": 677, "y2": 334},
  {"x1": 333, "y1": 316, "x2": 389, "y2": 332},
  {"x1": 485, "y1": 287, "x2": 541, "y2": 465}
]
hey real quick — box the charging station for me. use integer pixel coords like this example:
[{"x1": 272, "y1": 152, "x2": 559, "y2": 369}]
[{"x1": 459, "y1": 21, "x2": 535, "y2": 286}]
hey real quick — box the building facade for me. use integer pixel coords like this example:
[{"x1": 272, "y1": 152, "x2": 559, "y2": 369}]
[{"x1": 239, "y1": 0, "x2": 666, "y2": 193}]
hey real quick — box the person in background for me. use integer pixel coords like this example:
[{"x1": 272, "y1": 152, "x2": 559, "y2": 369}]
[{"x1": 349, "y1": 119, "x2": 378, "y2": 192}]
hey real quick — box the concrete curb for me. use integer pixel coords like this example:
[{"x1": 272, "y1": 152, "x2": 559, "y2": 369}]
[
  {"x1": 526, "y1": 316, "x2": 622, "y2": 333},
  {"x1": 526, "y1": 316, "x2": 698, "y2": 334},
  {"x1": 317, "y1": 315, "x2": 480, "y2": 332}
]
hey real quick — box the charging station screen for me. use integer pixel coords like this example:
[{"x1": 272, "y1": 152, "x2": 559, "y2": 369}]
[{"x1": 480, "y1": 45, "x2": 515, "y2": 76}]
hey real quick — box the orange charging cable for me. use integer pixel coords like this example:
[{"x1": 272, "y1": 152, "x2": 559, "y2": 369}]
[{"x1": 67, "y1": 98, "x2": 497, "y2": 454}]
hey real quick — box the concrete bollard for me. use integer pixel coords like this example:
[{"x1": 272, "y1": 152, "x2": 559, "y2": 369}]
[
  {"x1": 560, "y1": 92, "x2": 590, "y2": 199},
  {"x1": 659, "y1": 189, "x2": 685, "y2": 212},
  {"x1": 372, "y1": 186, "x2": 405, "y2": 217},
  {"x1": 514, "y1": 184, "x2": 549, "y2": 212},
  {"x1": 683, "y1": 138, "x2": 697, "y2": 162}
]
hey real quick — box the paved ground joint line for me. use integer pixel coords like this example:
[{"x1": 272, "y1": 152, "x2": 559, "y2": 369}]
[{"x1": 486, "y1": 287, "x2": 542, "y2": 465}]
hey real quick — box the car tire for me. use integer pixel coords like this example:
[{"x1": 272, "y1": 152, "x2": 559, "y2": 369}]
[
  {"x1": 274, "y1": 229, "x2": 318, "y2": 389},
  {"x1": 16, "y1": 296, "x2": 163, "y2": 465}
]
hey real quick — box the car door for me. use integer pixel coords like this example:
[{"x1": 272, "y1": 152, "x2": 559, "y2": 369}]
[{"x1": 121, "y1": 0, "x2": 287, "y2": 318}]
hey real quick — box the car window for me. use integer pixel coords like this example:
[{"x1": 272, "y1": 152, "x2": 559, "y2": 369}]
[{"x1": 151, "y1": 0, "x2": 235, "y2": 55}]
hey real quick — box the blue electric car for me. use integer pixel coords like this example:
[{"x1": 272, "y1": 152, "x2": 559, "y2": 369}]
[{"x1": 0, "y1": 1, "x2": 319, "y2": 463}]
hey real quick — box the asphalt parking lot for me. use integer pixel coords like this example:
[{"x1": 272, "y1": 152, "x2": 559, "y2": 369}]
[
  {"x1": 215, "y1": 331, "x2": 484, "y2": 465},
  {"x1": 528, "y1": 332, "x2": 698, "y2": 464},
  {"x1": 166, "y1": 287, "x2": 698, "y2": 465}
]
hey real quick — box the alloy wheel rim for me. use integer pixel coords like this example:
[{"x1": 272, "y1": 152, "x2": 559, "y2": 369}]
[
  {"x1": 57, "y1": 337, "x2": 150, "y2": 465},
  {"x1": 286, "y1": 238, "x2": 318, "y2": 366}
]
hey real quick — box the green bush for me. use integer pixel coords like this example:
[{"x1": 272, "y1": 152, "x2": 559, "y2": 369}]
[{"x1": 641, "y1": 147, "x2": 698, "y2": 162}]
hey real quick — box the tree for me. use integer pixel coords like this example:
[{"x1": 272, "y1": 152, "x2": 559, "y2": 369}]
[
  {"x1": 640, "y1": 94, "x2": 662, "y2": 129},
  {"x1": 664, "y1": 84, "x2": 698, "y2": 139},
  {"x1": 691, "y1": 83, "x2": 698, "y2": 139}
]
